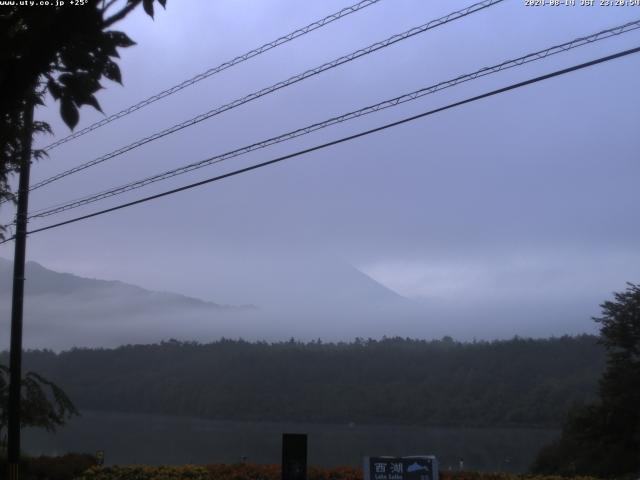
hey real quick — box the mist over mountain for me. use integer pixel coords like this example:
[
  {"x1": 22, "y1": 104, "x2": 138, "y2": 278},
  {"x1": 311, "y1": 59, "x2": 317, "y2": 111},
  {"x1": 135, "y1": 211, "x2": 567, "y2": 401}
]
[
  {"x1": 0, "y1": 252, "x2": 605, "y2": 350},
  {"x1": 0, "y1": 256, "x2": 428, "y2": 351},
  {"x1": 0, "y1": 258, "x2": 248, "y2": 308},
  {"x1": 0, "y1": 258, "x2": 257, "y2": 350}
]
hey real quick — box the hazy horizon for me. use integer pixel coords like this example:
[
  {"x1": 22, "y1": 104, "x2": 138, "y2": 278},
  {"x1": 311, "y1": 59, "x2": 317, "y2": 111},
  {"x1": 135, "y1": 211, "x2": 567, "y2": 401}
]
[
  {"x1": 0, "y1": 254, "x2": 607, "y2": 351},
  {"x1": 1, "y1": 0, "x2": 638, "y2": 349}
]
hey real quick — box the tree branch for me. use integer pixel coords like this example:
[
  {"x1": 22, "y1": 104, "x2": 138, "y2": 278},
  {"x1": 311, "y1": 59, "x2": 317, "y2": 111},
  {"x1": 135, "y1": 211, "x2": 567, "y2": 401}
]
[
  {"x1": 103, "y1": 0, "x2": 140, "y2": 28},
  {"x1": 101, "y1": 0, "x2": 120, "y2": 15}
]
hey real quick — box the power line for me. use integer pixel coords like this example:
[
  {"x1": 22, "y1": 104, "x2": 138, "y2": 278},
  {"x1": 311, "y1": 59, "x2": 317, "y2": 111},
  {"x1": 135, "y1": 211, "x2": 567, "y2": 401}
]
[
  {"x1": 27, "y1": 0, "x2": 504, "y2": 193},
  {"x1": 41, "y1": 0, "x2": 385, "y2": 152},
  {"x1": 27, "y1": 19, "x2": 640, "y2": 220},
  {"x1": 2, "y1": 44, "x2": 635, "y2": 244}
]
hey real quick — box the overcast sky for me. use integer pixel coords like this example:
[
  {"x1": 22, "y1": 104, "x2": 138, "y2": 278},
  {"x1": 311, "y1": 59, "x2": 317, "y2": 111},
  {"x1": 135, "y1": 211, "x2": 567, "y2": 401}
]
[{"x1": 1, "y1": 0, "x2": 639, "y2": 342}]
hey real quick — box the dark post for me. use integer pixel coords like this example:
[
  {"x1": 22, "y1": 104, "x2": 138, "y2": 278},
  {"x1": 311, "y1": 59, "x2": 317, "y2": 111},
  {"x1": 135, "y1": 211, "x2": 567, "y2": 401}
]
[
  {"x1": 282, "y1": 433, "x2": 307, "y2": 480},
  {"x1": 7, "y1": 100, "x2": 35, "y2": 480}
]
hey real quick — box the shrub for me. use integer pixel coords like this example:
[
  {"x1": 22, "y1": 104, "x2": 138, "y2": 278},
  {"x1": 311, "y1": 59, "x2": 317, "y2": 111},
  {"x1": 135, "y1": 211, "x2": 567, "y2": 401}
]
[
  {"x1": 74, "y1": 465, "x2": 602, "y2": 480},
  {"x1": 0, "y1": 453, "x2": 96, "y2": 480}
]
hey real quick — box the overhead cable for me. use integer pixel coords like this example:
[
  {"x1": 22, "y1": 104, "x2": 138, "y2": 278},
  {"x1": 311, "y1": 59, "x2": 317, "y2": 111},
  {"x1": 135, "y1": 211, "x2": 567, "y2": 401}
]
[
  {"x1": 28, "y1": 0, "x2": 504, "y2": 193},
  {"x1": 0, "y1": 44, "x2": 633, "y2": 243},
  {"x1": 41, "y1": 0, "x2": 385, "y2": 152},
  {"x1": 28, "y1": 19, "x2": 640, "y2": 219}
]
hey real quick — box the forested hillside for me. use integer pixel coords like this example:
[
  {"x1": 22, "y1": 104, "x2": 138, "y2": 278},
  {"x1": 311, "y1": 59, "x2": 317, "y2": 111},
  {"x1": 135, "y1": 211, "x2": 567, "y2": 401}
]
[{"x1": 2, "y1": 335, "x2": 605, "y2": 427}]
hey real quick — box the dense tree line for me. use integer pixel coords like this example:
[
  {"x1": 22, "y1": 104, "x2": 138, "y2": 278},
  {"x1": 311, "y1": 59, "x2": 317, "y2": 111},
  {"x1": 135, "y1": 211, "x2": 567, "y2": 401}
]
[{"x1": 0, "y1": 335, "x2": 604, "y2": 428}]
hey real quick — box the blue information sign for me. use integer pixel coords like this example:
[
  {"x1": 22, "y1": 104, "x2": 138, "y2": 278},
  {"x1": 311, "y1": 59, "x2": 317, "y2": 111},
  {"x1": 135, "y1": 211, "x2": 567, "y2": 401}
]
[{"x1": 364, "y1": 456, "x2": 438, "y2": 480}]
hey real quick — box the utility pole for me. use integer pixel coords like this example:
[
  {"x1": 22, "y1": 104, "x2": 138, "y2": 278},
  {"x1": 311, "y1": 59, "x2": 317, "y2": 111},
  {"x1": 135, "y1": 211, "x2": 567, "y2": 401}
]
[{"x1": 7, "y1": 99, "x2": 35, "y2": 480}]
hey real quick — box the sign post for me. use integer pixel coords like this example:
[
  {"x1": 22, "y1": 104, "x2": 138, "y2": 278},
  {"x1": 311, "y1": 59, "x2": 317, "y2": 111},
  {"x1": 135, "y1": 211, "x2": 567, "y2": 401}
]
[{"x1": 282, "y1": 433, "x2": 307, "y2": 480}]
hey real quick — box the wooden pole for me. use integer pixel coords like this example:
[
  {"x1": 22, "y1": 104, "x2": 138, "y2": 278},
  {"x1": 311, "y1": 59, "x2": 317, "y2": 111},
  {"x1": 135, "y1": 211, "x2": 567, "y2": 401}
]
[{"x1": 7, "y1": 99, "x2": 34, "y2": 480}]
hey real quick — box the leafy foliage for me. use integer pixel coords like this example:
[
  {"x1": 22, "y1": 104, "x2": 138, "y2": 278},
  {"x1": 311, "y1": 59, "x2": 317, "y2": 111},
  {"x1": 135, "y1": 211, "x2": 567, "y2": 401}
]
[
  {"x1": 75, "y1": 464, "x2": 600, "y2": 480},
  {"x1": 2, "y1": 335, "x2": 605, "y2": 428},
  {"x1": 0, "y1": 364, "x2": 79, "y2": 443},
  {"x1": 531, "y1": 283, "x2": 640, "y2": 477},
  {"x1": 0, "y1": 0, "x2": 167, "y2": 221},
  {"x1": 78, "y1": 465, "x2": 212, "y2": 480}
]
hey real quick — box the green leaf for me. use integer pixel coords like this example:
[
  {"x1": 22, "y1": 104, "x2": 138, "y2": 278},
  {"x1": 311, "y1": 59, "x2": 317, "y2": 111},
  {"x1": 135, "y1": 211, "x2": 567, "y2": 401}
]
[
  {"x1": 106, "y1": 31, "x2": 136, "y2": 48},
  {"x1": 59, "y1": 72, "x2": 101, "y2": 95},
  {"x1": 32, "y1": 149, "x2": 50, "y2": 161},
  {"x1": 59, "y1": 45, "x2": 93, "y2": 72},
  {"x1": 100, "y1": 38, "x2": 120, "y2": 59},
  {"x1": 60, "y1": 97, "x2": 79, "y2": 130},
  {"x1": 47, "y1": 79, "x2": 62, "y2": 100},
  {"x1": 103, "y1": 59, "x2": 122, "y2": 84},
  {"x1": 33, "y1": 121, "x2": 53, "y2": 135},
  {"x1": 58, "y1": 73, "x2": 74, "y2": 87},
  {"x1": 58, "y1": 73, "x2": 103, "y2": 116},
  {"x1": 143, "y1": 0, "x2": 154, "y2": 18},
  {"x1": 78, "y1": 94, "x2": 103, "y2": 113}
]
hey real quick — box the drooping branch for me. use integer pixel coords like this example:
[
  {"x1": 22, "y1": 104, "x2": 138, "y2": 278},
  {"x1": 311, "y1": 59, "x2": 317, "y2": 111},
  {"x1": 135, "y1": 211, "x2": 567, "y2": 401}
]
[{"x1": 0, "y1": 364, "x2": 79, "y2": 435}]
